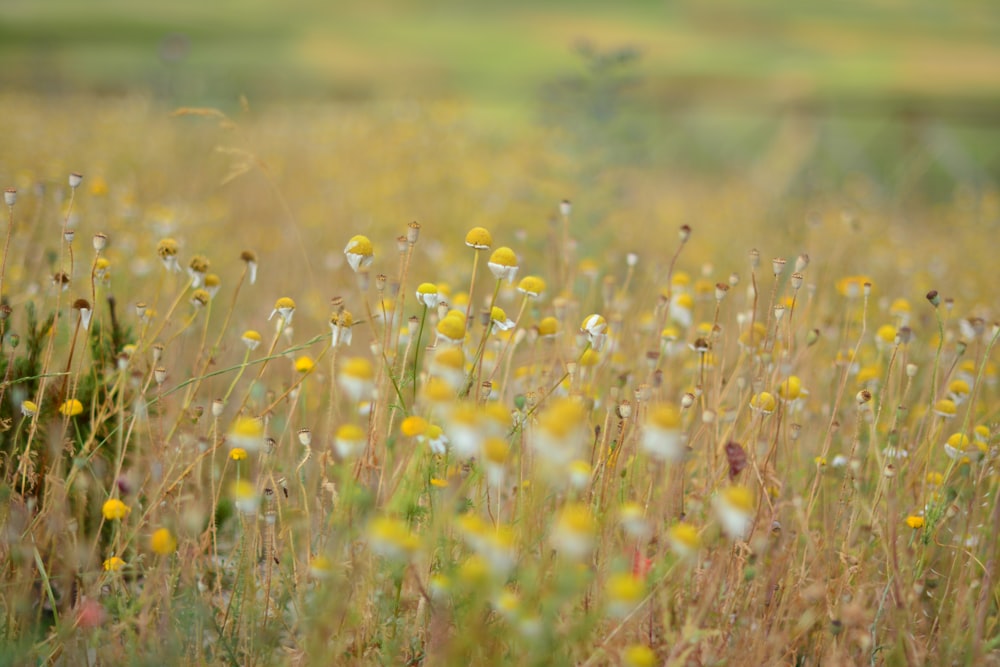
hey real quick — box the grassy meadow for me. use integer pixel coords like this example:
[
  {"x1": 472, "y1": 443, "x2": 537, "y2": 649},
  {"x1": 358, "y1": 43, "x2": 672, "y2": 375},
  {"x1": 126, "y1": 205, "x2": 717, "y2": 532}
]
[{"x1": 2, "y1": 1, "x2": 1000, "y2": 665}]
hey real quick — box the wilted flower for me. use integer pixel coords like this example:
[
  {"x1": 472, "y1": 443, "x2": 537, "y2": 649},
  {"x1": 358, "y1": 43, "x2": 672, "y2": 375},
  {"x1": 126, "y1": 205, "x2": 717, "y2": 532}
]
[
  {"x1": 330, "y1": 310, "x2": 354, "y2": 347},
  {"x1": 550, "y1": 503, "x2": 595, "y2": 560},
  {"x1": 344, "y1": 235, "x2": 374, "y2": 272},
  {"x1": 642, "y1": 404, "x2": 685, "y2": 462},
  {"x1": 334, "y1": 423, "x2": 366, "y2": 459},
  {"x1": 156, "y1": 238, "x2": 180, "y2": 272},
  {"x1": 269, "y1": 297, "x2": 296, "y2": 324},
  {"x1": 713, "y1": 486, "x2": 754, "y2": 540},
  {"x1": 487, "y1": 247, "x2": 518, "y2": 282}
]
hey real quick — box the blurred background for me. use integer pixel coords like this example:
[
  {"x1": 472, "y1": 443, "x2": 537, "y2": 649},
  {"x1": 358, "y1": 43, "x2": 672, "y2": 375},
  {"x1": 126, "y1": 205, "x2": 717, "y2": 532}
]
[{"x1": 5, "y1": 0, "x2": 999, "y2": 197}]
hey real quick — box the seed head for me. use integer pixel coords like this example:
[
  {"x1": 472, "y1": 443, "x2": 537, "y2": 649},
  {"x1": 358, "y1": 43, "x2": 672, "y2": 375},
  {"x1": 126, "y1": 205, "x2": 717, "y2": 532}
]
[
  {"x1": 4, "y1": 188, "x2": 16, "y2": 207},
  {"x1": 69, "y1": 173, "x2": 83, "y2": 189}
]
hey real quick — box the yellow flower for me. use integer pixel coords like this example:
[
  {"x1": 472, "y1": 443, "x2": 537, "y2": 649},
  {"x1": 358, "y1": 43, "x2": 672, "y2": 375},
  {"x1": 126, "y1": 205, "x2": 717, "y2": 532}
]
[
  {"x1": 102, "y1": 498, "x2": 131, "y2": 521},
  {"x1": 150, "y1": 528, "x2": 178, "y2": 555},
  {"x1": 415, "y1": 282, "x2": 440, "y2": 308},
  {"x1": 344, "y1": 234, "x2": 374, "y2": 272},
  {"x1": 777, "y1": 376, "x2": 802, "y2": 402},
  {"x1": 905, "y1": 515, "x2": 925, "y2": 529},
  {"x1": 269, "y1": 296, "x2": 296, "y2": 324},
  {"x1": 400, "y1": 415, "x2": 428, "y2": 437},
  {"x1": 294, "y1": 355, "x2": 315, "y2": 373},
  {"x1": 517, "y1": 275, "x2": 546, "y2": 298},
  {"x1": 667, "y1": 521, "x2": 701, "y2": 558},
  {"x1": 20, "y1": 400, "x2": 37, "y2": 417},
  {"x1": 537, "y1": 316, "x2": 558, "y2": 338},
  {"x1": 335, "y1": 423, "x2": 366, "y2": 459},
  {"x1": 436, "y1": 313, "x2": 467, "y2": 344},
  {"x1": 59, "y1": 399, "x2": 84, "y2": 417},
  {"x1": 241, "y1": 329, "x2": 262, "y2": 350},
  {"x1": 749, "y1": 392, "x2": 776, "y2": 415},
  {"x1": 464, "y1": 226, "x2": 492, "y2": 250},
  {"x1": 623, "y1": 645, "x2": 656, "y2": 667},
  {"x1": 229, "y1": 447, "x2": 248, "y2": 461},
  {"x1": 227, "y1": 416, "x2": 264, "y2": 453},
  {"x1": 103, "y1": 556, "x2": 126, "y2": 572},
  {"x1": 487, "y1": 246, "x2": 518, "y2": 282}
]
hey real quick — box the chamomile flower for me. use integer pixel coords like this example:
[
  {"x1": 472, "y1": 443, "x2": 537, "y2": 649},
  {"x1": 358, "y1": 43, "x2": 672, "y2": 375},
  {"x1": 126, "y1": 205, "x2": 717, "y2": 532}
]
[
  {"x1": 532, "y1": 397, "x2": 589, "y2": 469},
  {"x1": 669, "y1": 292, "x2": 694, "y2": 328},
  {"x1": 227, "y1": 416, "x2": 264, "y2": 453},
  {"x1": 156, "y1": 238, "x2": 181, "y2": 272},
  {"x1": 416, "y1": 282, "x2": 441, "y2": 308},
  {"x1": 667, "y1": 521, "x2": 701, "y2": 559},
  {"x1": 580, "y1": 313, "x2": 608, "y2": 350},
  {"x1": 933, "y1": 399, "x2": 957, "y2": 419},
  {"x1": 59, "y1": 399, "x2": 84, "y2": 417},
  {"x1": 642, "y1": 404, "x2": 685, "y2": 462},
  {"x1": 241, "y1": 329, "x2": 262, "y2": 351},
  {"x1": 20, "y1": 400, "x2": 37, "y2": 418},
  {"x1": 430, "y1": 346, "x2": 466, "y2": 389},
  {"x1": 517, "y1": 275, "x2": 546, "y2": 298},
  {"x1": 367, "y1": 516, "x2": 419, "y2": 561},
  {"x1": 344, "y1": 235, "x2": 374, "y2": 272},
  {"x1": 335, "y1": 423, "x2": 366, "y2": 459},
  {"x1": 400, "y1": 415, "x2": 428, "y2": 438},
  {"x1": 103, "y1": 557, "x2": 126, "y2": 572},
  {"x1": 465, "y1": 226, "x2": 493, "y2": 250},
  {"x1": 490, "y1": 306, "x2": 515, "y2": 331},
  {"x1": 944, "y1": 432, "x2": 987, "y2": 462},
  {"x1": 623, "y1": 645, "x2": 657, "y2": 667},
  {"x1": 294, "y1": 356, "x2": 315, "y2": 373},
  {"x1": 713, "y1": 486, "x2": 755, "y2": 540},
  {"x1": 231, "y1": 480, "x2": 259, "y2": 515},
  {"x1": 240, "y1": 250, "x2": 258, "y2": 284},
  {"x1": 421, "y1": 423, "x2": 449, "y2": 454},
  {"x1": 229, "y1": 448, "x2": 248, "y2": 461},
  {"x1": 330, "y1": 310, "x2": 354, "y2": 347},
  {"x1": 487, "y1": 247, "x2": 518, "y2": 282},
  {"x1": 436, "y1": 313, "x2": 467, "y2": 345},
  {"x1": 338, "y1": 357, "x2": 375, "y2": 401},
  {"x1": 947, "y1": 379, "x2": 971, "y2": 405},
  {"x1": 187, "y1": 255, "x2": 209, "y2": 288},
  {"x1": 777, "y1": 376, "x2": 803, "y2": 402},
  {"x1": 606, "y1": 572, "x2": 645, "y2": 618},
  {"x1": 551, "y1": 503, "x2": 595, "y2": 560},
  {"x1": 749, "y1": 392, "x2": 776, "y2": 415},
  {"x1": 537, "y1": 316, "x2": 559, "y2": 339},
  {"x1": 619, "y1": 502, "x2": 651, "y2": 541}
]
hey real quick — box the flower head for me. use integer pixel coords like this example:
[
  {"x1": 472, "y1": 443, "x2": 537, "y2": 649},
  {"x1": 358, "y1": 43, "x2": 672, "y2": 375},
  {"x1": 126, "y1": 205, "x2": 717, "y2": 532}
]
[
  {"x1": 227, "y1": 416, "x2": 264, "y2": 453},
  {"x1": 102, "y1": 498, "x2": 131, "y2": 521},
  {"x1": 60, "y1": 398, "x2": 84, "y2": 417},
  {"x1": 416, "y1": 282, "x2": 441, "y2": 308},
  {"x1": 294, "y1": 355, "x2": 315, "y2": 374},
  {"x1": 330, "y1": 310, "x2": 354, "y2": 348},
  {"x1": 667, "y1": 521, "x2": 701, "y2": 559},
  {"x1": 344, "y1": 235, "x2": 374, "y2": 272},
  {"x1": 241, "y1": 329, "x2": 262, "y2": 350},
  {"x1": 103, "y1": 556, "x2": 125, "y2": 572},
  {"x1": 713, "y1": 486, "x2": 754, "y2": 540},
  {"x1": 465, "y1": 226, "x2": 492, "y2": 250},
  {"x1": 436, "y1": 313, "x2": 467, "y2": 345},
  {"x1": 551, "y1": 503, "x2": 595, "y2": 560},
  {"x1": 581, "y1": 313, "x2": 608, "y2": 350},
  {"x1": 490, "y1": 306, "x2": 515, "y2": 331},
  {"x1": 487, "y1": 247, "x2": 518, "y2": 282},
  {"x1": 642, "y1": 404, "x2": 685, "y2": 462},
  {"x1": 229, "y1": 447, "x2": 248, "y2": 461},
  {"x1": 231, "y1": 480, "x2": 259, "y2": 515},
  {"x1": 150, "y1": 528, "x2": 178, "y2": 555},
  {"x1": 156, "y1": 238, "x2": 181, "y2": 272},
  {"x1": 335, "y1": 423, "x2": 366, "y2": 459},
  {"x1": 750, "y1": 392, "x2": 776, "y2": 415},
  {"x1": 517, "y1": 275, "x2": 546, "y2": 298},
  {"x1": 338, "y1": 357, "x2": 375, "y2": 401},
  {"x1": 269, "y1": 297, "x2": 296, "y2": 324}
]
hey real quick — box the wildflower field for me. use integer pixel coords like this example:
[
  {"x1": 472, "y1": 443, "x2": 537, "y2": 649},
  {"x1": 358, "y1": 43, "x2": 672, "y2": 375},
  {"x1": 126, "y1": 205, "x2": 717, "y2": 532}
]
[{"x1": 1, "y1": 91, "x2": 999, "y2": 667}]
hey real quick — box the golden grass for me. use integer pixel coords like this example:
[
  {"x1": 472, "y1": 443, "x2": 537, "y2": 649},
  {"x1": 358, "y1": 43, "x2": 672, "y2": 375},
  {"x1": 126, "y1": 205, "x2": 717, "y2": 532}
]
[{"x1": 0, "y1": 94, "x2": 999, "y2": 665}]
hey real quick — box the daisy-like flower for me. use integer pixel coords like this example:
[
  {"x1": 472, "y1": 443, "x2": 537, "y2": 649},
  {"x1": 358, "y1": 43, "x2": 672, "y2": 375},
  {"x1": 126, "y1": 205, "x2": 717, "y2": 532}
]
[
  {"x1": 465, "y1": 226, "x2": 493, "y2": 250},
  {"x1": 60, "y1": 399, "x2": 84, "y2": 417},
  {"x1": 416, "y1": 282, "x2": 441, "y2": 308},
  {"x1": 294, "y1": 355, "x2": 315, "y2": 373},
  {"x1": 933, "y1": 399, "x2": 957, "y2": 419},
  {"x1": 204, "y1": 273, "x2": 221, "y2": 298},
  {"x1": 905, "y1": 515, "x2": 925, "y2": 529},
  {"x1": 421, "y1": 423, "x2": 449, "y2": 454},
  {"x1": 102, "y1": 498, "x2": 131, "y2": 521},
  {"x1": 20, "y1": 400, "x2": 37, "y2": 418},
  {"x1": 713, "y1": 486, "x2": 755, "y2": 540},
  {"x1": 537, "y1": 316, "x2": 558, "y2": 339},
  {"x1": 73, "y1": 299, "x2": 93, "y2": 330},
  {"x1": 335, "y1": 423, "x2": 366, "y2": 459},
  {"x1": 241, "y1": 330, "x2": 262, "y2": 351},
  {"x1": 187, "y1": 255, "x2": 209, "y2": 288},
  {"x1": 309, "y1": 554, "x2": 334, "y2": 579},
  {"x1": 330, "y1": 310, "x2": 354, "y2": 348},
  {"x1": 749, "y1": 391, "x2": 776, "y2": 415},
  {"x1": 490, "y1": 306, "x2": 515, "y2": 331},
  {"x1": 431, "y1": 346, "x2": 466, "y2": 389},
  {"x1": 241, "y1": 250, "x2": 259, "y2": 284},
  {"x1": 517, "y1": 275, "x2": 546, "y2": 298},
  {"x1": 580, "y1": 313, "x2": 608, "y2": 350},
  {"x1": 94, "y1": 257, "x2": 111, "y2": 283},
  {"x1": 227, "y1": 416, "x2": 264, "y2": 453},
  {"x1": 150, "y1": 528, "x2": 177, "y2": 555},
  {"x1": 269, "y1": 297, "x2": 296, "y2": 325},
  {"x1": 776, "y1": 376, "x2": 803, "y2": 403},
  {"x1": 487, "y1": 247, "x2": 518, "y2": 283},
  {"x1": 944, "y1": 432, "x2": 987, "y2": 461},
  {"x1": 551, "y1": 503, "x2": 595, "y2": 560},
  {"x1": 606, "y1": 572, "x2": 645, "y2": 618},
  {"x1": 229, "y1": 447, "x2": 248, "y2": 461},
  {"x1": 400, "y1": 415, "x2": 428, "y2": 437},
  {"x1": 947, "y1": 379, "x2": 971, "y2": 405},
  {"x1": 532, "y1": 397, "x2": 589, "y2": 470},
  {"x1": 436, "y1": 313, "x2": 467, "y2": 345},
  {"x1": 642, "y1": 404, "x2": 685, "y2": 462},
  {"x1": 667, "y1": 521, "x2": 701, "y2": 559},
  {"x1": 367, "y1": 516, "x2": 419, "y2": 561},
  {"x1": 619, "y1": 502, "x2": 651, "y2": 541},
  {"x1": 231, "y1": 480, "x2": 259, "y2": 515},
  {"x1": 669, "y1": 292, "x2": 694, "y2": 328},
  {"x1": 568, "y1": 459, "x2": 592, "y2": 490},
  {"x1": 103, "y1": 557, "x2": 125, "y2": 572},
  {"x1": 344, "y1": 235, "x2": 374, "y2": 272},
  {"x1": 156, "y1": 238, "x2": 180, "y2": 272},
  {"x1": 190, "y1": 289, "x2": 210, "y2": 309},
  {"x1": 338, "y1": 357, "x2": 375, "y2": 402}
]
